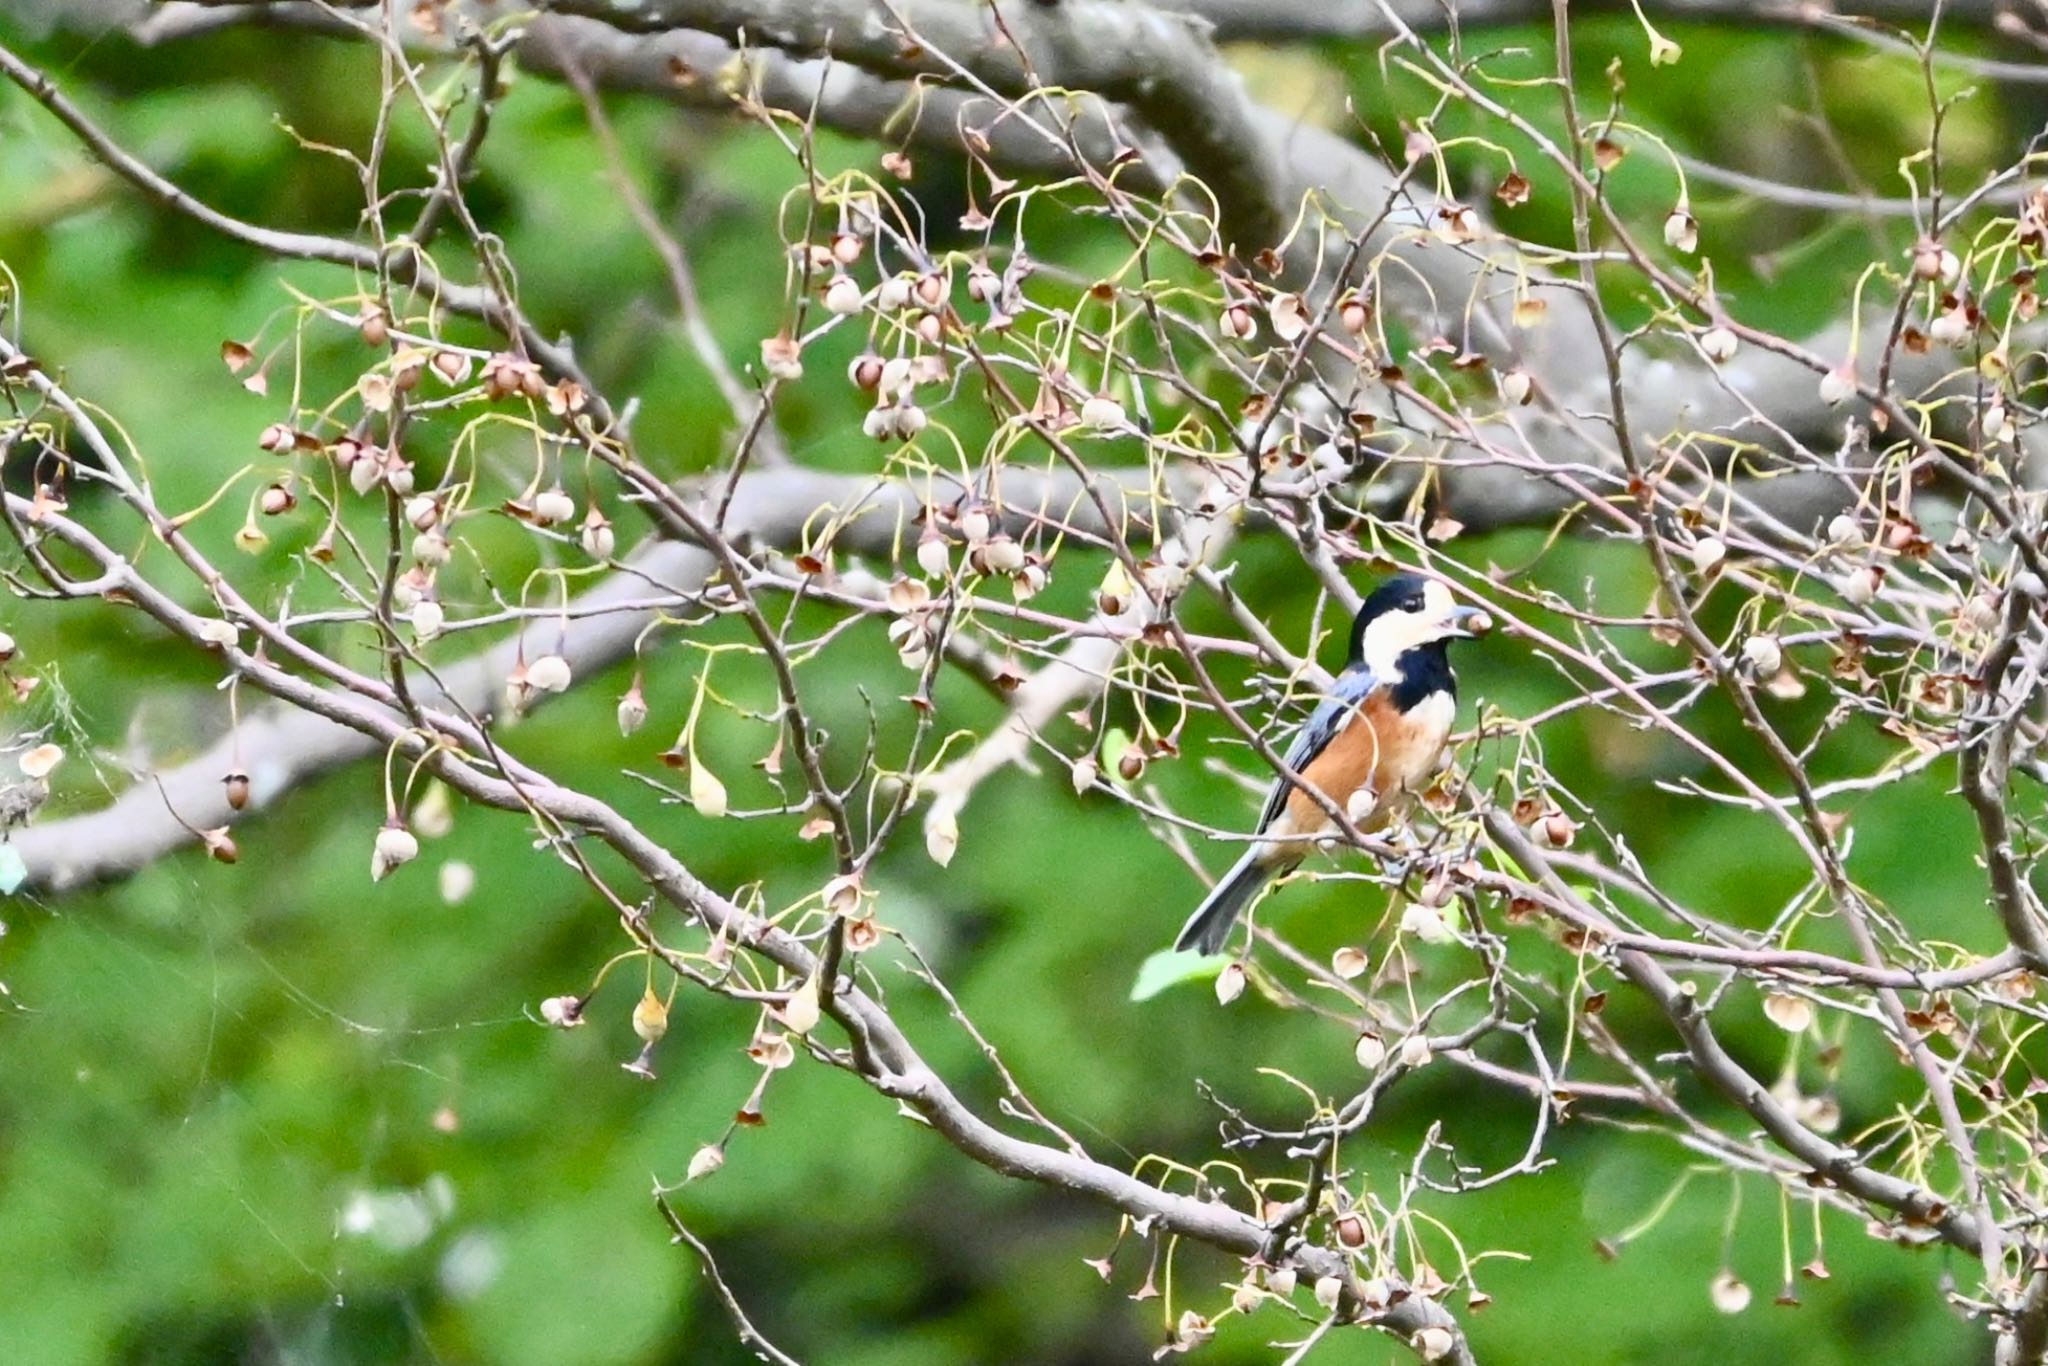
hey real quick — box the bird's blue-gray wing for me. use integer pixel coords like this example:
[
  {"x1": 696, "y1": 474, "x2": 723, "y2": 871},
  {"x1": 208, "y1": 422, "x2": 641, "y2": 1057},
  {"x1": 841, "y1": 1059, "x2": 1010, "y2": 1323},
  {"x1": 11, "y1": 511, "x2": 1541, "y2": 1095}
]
[{"x1": 1252, "y1": 666, "x2": 1380, "y2": 834}]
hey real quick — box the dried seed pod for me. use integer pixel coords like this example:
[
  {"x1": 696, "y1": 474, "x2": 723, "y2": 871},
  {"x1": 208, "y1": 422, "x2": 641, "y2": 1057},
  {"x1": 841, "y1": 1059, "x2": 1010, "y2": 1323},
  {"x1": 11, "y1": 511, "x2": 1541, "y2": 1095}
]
[
  {"x1": 1268, "y1": 293, "x2": 1309, "y2": 341},
  {"x1": 17, "y1": 744, "x2": 61, "y2": 779},
  {"x1": 1929, "y1": 302, "x2": 1972, "y2": 346},
  {"x1": 371, "y1": 822, "x2": 419, "y2": 881},
  {"x1": 823, "y1": 274, "x2": 863, "y2": 315},
  {"x1": 959, "y1": 502, "x2": 993, "y2": 545},
  {"x1": 540, "y1": 995, "x2": 585, "y2": 1028},
  {"x1": 405, "y1": 495, "x2": 440, "y2": 531},
  {"x1": 413, "y1": 530, "x2": 452, "y2": 567},
  {"x1": 1818, "y1": 364, "x2": 1856, "y2": 406},
  {"x1": 531, "y1": 487, "x2": 576, "y2": 527},
  {"x1": 202, "y1": 826, "x2": 240, "y2": 864},
  {"x1": 1337, "y1": 290, "x2": 1371, "y2": 334},
  {"x1": 632, "y1": 987, "x2": 669, "y2": 1044},
  {"x1": 1663, "y1": 205, "x2": 1699, "y2": 253},
  {"x1": 430, "y1": 349, "x2": 471, "y2": 385},
  {"x1": 349, "y1": 453, "x2": 384, "y2": 496},
  {"x1": 1710, "y1": 1270, "x2": 1752, "y2": 1314},
  {"x1": 1763, "y1": 992, "x2": 1814, "y2": 1032},
  {"x1": 1836, "y1": 564, "x2": 1881, "y2": 606},
  {"x1": 1080, "y1": 393, "x2": 1125, "y2": 430},
  {"x1": 759, "y1": 334, "x2": 803, "y2": 381},
  {"x1": 1740, "y1": 634, "x2": 1783, "y2": 676},
  {"x1": 616, "y1": 682, "x2": 649, "y2": 736},
  {"x1": 411, "y1": 600, "x2": 445, "y2": 641},
  {"x1": 780, "y1": 973, "x2": 822, "y2": 1034},
  {"x1": 916, "y1": 524, "x2": 951, "y2": 579},
  {"x1": 979, "y1": 534, "x2": 1025, "y2": 574}
]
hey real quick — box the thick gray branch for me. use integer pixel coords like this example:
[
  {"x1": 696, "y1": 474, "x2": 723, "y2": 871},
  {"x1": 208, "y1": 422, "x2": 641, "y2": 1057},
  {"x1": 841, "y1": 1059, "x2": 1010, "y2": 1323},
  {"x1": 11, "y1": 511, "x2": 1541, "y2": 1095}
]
[
  {"x1": 1172, "y1": 0, "x2": 2013, "y2": 42},
  {"x1": 9, "y1": 462, "x2": 1170, "y2": 891}
]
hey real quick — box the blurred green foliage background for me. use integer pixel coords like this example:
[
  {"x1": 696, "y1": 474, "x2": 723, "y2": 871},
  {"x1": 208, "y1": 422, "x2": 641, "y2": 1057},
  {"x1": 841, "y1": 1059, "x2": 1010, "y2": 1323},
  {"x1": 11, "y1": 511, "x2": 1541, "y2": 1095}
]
[{"x1": 0, "y1": 10, "x2": 2027, "y2": 1364}]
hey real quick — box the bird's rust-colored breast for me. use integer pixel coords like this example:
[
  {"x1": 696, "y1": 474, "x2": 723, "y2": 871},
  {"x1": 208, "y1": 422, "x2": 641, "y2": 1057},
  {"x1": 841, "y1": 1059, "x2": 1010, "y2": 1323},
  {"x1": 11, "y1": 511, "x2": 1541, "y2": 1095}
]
[{"x1": 1283, "y1": 686, "x2": 1453, "y2": 835}]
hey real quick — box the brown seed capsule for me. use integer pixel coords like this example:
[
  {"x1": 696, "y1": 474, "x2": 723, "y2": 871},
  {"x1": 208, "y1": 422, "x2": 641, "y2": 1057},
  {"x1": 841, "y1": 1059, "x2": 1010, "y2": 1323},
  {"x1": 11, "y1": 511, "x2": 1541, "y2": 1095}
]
[
  {"x1": 1337, "y1": 291, "x2": 1371, "y2": 335},
  {"x1": 848, "y1": 353, "x2": 885, "y2": 392},
  {"x1": 202, "y1": 826, "x2": 240, "y2": 864},
  {"x1": 430, "y1": 350, "x2": 471, "y2": 385},
  {"x1": 223, "y1": 770, "x2": 251, "y2": 812}
]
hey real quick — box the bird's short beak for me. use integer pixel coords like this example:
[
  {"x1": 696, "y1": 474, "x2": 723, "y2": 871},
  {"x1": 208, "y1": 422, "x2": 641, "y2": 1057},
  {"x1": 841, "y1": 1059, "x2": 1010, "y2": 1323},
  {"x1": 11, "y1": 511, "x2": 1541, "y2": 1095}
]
[{"x1": 1441, "y1": 604, "x2": 1493, "y2": 639}]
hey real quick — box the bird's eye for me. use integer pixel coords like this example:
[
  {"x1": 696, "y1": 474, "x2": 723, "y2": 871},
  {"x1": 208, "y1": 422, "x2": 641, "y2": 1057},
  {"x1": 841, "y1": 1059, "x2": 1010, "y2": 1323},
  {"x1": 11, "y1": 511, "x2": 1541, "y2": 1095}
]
[{"x1": 1404, "y1": 596, "x2": 1426, "y2": 611}]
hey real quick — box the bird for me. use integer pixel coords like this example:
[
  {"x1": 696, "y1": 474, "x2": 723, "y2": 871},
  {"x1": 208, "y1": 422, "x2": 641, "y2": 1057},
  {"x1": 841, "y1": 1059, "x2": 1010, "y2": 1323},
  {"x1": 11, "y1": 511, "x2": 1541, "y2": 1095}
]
[{"x1": 1172, "y1": 573, "x2": 1488, "y2": 956}]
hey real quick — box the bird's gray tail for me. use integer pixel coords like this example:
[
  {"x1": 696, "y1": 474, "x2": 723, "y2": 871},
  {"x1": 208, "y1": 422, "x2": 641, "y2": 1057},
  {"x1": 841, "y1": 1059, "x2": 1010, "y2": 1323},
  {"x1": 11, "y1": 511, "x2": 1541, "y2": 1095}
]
[{"x1": 1174, "y1": 850, "x2": 1273, "y2": 955}]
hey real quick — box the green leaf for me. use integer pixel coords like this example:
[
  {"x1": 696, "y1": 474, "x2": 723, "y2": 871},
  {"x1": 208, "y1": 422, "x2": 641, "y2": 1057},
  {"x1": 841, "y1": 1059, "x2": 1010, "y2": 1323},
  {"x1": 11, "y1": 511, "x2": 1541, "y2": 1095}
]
[{"x1": 1130, "y1": 947, "x2": 1228, "y2": 1002}]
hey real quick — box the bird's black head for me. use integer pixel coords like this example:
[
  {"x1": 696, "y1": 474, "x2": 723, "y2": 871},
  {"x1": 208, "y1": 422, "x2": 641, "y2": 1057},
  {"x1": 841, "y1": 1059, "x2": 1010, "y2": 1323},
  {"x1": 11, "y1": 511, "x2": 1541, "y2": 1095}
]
[{"x1": 1346, "y1": 573, "x2": 1488, "y2": 680}]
